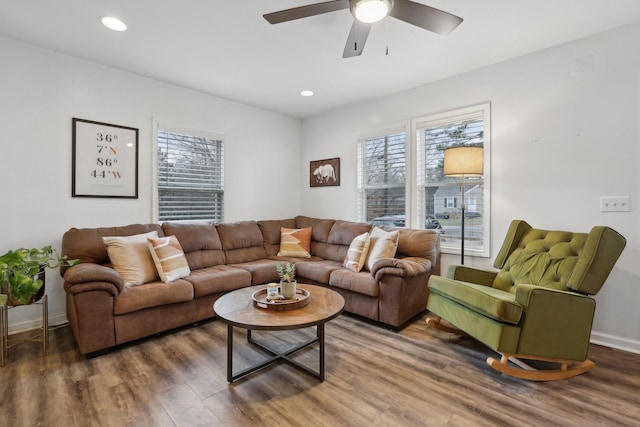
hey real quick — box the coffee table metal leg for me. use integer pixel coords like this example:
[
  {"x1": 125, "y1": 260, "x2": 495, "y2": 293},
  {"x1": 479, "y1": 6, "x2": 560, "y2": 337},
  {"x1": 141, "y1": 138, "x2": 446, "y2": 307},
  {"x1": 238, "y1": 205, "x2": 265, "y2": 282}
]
[
  {"x1": 227, "y1": 324, "x2": 233, "y2": 383},
  {"x1": 318, "y1": 323, "x2": 325, "y2": 381},
  {"x1": 225, "y1": 323, "x2": 329, "y2": 383}
]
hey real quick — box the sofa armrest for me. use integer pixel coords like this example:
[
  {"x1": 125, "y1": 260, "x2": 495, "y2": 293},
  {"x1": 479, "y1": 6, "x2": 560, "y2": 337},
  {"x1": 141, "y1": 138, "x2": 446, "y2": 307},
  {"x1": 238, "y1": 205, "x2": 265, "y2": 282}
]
[
  {"x1": 447, "y1": 265, "x2": 497, "y2": 286},
  {"x1": 371, "y1": 257, "x2": 431, "y2": 281},
  {"x1": 514, "y1": 284, "x2": 593, "y2": 308},
  {"x1": 63, "y1": 263, "x2": 124, "y2": 296}
]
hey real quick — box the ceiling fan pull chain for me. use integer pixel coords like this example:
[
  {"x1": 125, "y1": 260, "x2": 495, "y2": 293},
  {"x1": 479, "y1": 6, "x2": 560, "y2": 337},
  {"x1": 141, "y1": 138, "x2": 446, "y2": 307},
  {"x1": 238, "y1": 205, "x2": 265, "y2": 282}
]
[
  {"x1": 385, "y1": 15, "x2": 389, "y2": 55},
  {"x1": 355, "y1": 21, "x2": 359, "y2": 51}
]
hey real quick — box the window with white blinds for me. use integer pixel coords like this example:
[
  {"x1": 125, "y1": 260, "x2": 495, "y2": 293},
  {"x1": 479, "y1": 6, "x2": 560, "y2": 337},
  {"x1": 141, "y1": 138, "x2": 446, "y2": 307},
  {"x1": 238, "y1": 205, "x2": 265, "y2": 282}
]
[
  {"x1": 415, "y1": 103, "x2": 491, "y2": 257},
  {"x1": 357, "y1": 130, "x2": 407, "y2": 225},
  {"x1": 156, "y1": 128, "x2": 224, "y2": 222}
]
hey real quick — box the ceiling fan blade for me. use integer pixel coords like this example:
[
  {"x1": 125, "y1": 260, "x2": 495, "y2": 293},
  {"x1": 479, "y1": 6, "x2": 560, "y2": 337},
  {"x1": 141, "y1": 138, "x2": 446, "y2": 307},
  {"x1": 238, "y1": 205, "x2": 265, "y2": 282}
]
[
  {"x1": 389, "y1": 0, "x2": 463, "y2": 35},
  {"x1": 343, "y1": 20, "x2": 372, "y2": 58},
  {"x1": 264, "y1": 0, "x2": 349, "y2": 24}
]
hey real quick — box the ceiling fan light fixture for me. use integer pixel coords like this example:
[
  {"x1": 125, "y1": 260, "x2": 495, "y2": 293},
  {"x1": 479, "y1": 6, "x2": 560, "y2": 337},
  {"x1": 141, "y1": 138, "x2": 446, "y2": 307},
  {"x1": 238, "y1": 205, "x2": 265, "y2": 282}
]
[{"x1": 351, "y1": 0, "x2": 392, "y2": 24}]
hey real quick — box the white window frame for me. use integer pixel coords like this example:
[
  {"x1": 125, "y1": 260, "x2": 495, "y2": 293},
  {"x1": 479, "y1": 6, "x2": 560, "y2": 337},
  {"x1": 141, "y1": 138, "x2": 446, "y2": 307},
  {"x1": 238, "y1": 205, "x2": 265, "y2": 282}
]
[
  {"x1": 411, "y1": 103, "x2": 491, "y2": 258},
  {"x1": 356, "y1": 124, "x2": 408, "y2": 224},
  {"x1": 152, "y1": 120, "x2": 225, "y2": 223}
]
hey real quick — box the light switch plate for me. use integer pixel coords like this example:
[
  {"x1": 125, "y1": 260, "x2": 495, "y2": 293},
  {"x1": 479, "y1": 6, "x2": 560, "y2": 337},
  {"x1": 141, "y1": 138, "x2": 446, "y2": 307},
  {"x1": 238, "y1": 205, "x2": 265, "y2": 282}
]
[{"x1": 600, "y1": 196, "x2": 631, "y2": 212}]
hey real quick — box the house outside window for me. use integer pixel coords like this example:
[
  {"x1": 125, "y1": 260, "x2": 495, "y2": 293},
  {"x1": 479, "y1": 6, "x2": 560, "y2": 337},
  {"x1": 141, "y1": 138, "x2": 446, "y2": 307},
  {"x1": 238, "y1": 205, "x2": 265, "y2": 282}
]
[
  {"x1": 414, "y1": 103, "x2": 491, "y2": 258},
  {"x1": 155, "y1": 125, "x2": 224, "y2": 223},
  {"x1": 444, "y1": 197, "x2": 457, "y2": 209},
  {"x1": 356, "y1": 128, "x2": 407, "y2": 227}
]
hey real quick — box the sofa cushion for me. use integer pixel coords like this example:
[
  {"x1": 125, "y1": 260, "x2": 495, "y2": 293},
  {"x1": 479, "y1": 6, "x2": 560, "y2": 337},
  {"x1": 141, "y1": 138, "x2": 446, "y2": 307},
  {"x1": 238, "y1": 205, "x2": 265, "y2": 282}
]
[
  {"x1": 162, "y1": 222, "x2": 225, "y2": 269},
  {"x1": 217, "y1": 221, "x2": 267, "y2": 264},
  {"x1": 103, "y1": 231, "x2": 160, "y2": 287},
  {"x1": 329, "y1": 269, "x2": 379, "y2": 297},
  {"x1": 147, "y1": 236, "x2": 191, "y2": 283},
  {"x1": 295, "y1": 216, "x2": 335, "y2": 243},
  {"x1": 396, "y1": 228, "x2": 440, "y2": 259},
  {"x1": 317, "y1": 220, "x2": 371, "y2": 263},
  {"x1": 184, "y1": 265, "x2": 251, "y2": 298},
  {"x1": 113, "y1": 279, "x2": 194, "y2": 315},
  {"x1": 327, "y1": 220, "x2": 371, "y2": 246},
  {"x1": 312, "y1": 242, "x2": 347, "y2": 263},
  {"x1": 344, "y1": 232, "x2": 371, "y2": 272},
  {"x1": 295, "y1": 260, "x2": 343, "y2": 284},
  {"x1": 428, "y1": 276, "x2": 524, "y2": 324},
  {"x1": 365, "y1": 227, "x2": 399, "y2": 271},
  {"x1": 61, "y1": 223, "x2": 163, "y2": 275},
  {"x1": 278, "y1": 227, "x2": 312, "y2": 258},
  {"x1": 229, "y1": 259, "x2": 283, "y2": 285},
  {"x1": 258, "y1": 218, "x2": 297, "y2": 256}
]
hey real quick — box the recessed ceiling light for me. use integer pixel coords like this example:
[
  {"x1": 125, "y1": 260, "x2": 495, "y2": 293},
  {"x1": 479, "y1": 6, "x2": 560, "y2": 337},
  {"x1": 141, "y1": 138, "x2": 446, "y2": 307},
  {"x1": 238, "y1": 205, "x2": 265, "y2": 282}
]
[
  {"x1": 300, "y1": 90, "x2": 314, "y2": 97},
  {"x1": 101, "y1": 16, "x2": 127, "y2": 32}
]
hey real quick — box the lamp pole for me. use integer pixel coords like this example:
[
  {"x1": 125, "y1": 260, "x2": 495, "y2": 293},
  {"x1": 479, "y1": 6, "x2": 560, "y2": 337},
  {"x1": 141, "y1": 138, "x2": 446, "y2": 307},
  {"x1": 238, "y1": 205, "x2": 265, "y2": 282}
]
[{"x1": 460, "y1": 175, "x2": 465, "y2": 265}]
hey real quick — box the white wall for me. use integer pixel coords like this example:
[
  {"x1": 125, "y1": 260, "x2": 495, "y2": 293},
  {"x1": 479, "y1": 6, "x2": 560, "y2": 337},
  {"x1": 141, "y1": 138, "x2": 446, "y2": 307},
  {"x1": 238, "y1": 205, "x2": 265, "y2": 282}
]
[
  {"x1": 4, "y1": 19, "x2": 640, "y2": 353},
  {"x1": 301, "y1": 22, "x2": 640, "y2": 353},
  {"x1": 0, "y1": 37, "x2": 302, "y2": 332}
]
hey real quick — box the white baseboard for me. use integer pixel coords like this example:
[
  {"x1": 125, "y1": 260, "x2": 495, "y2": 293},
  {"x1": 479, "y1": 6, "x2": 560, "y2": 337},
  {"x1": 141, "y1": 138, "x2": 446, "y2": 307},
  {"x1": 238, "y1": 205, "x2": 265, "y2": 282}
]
[
  {"x1": 591, "y1": 331, "x2": 640, "y2": 355},
  {"x1": 6, "y1": 313, "x2": 68, "y2": 335}
]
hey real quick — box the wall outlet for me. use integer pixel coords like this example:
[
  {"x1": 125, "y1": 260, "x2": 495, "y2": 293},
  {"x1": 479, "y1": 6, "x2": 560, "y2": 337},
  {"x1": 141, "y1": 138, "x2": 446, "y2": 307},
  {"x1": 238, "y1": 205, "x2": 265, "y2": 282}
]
[{"x1": 600, "y1": 196, "x2": 631, "y2": 212}]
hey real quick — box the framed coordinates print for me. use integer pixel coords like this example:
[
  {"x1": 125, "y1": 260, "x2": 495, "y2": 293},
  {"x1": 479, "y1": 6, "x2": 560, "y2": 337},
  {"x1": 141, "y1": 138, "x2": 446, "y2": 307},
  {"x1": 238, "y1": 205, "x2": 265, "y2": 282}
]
[{"x1": 72, "y1": 118, "x2": 139, "y2": 198}]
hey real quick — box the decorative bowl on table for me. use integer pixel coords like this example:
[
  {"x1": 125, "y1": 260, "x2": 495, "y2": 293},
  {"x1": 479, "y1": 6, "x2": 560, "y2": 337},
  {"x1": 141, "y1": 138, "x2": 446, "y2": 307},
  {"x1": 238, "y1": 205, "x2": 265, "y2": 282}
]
[{"x1": 252, "y1": 286, "x2": 311, "y2": 311}]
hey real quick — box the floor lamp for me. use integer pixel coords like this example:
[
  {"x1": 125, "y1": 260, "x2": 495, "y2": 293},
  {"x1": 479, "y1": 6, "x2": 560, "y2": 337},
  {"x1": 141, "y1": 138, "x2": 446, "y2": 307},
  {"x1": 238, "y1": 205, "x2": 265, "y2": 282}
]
[{"x1": 443, "y1": 146, "x2": 484, "y2": 265}]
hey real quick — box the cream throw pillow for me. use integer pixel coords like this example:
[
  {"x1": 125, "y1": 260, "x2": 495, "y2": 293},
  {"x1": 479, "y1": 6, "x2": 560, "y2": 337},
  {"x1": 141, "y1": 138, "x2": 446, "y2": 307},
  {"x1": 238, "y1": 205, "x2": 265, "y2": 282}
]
[
  {"x1": 365, "y1": 227, "x2": 399, "y2": 271},
  {"x1": 148, "y1": 235, "x2": 191, "y2": 283},
  {"x1": 344, "y1": 232, "x2": 371, "y2": 272},
  {"x1": 103, "y1": 231, "x2": 160, "y2": 287}
]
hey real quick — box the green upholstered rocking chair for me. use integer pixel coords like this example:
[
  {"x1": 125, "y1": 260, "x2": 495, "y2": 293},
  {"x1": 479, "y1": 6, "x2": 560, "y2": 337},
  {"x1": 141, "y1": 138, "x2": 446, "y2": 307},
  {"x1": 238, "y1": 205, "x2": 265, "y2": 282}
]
[{"x1": 426, "y1": 219, "x2": 626, "y2": 381}]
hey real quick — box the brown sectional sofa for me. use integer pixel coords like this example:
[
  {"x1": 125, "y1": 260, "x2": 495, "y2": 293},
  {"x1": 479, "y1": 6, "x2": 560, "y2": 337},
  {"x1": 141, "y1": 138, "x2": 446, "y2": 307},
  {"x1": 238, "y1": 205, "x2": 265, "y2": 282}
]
[{"x1": 61, "y1": 216, "x2": 441, "y2": 355}]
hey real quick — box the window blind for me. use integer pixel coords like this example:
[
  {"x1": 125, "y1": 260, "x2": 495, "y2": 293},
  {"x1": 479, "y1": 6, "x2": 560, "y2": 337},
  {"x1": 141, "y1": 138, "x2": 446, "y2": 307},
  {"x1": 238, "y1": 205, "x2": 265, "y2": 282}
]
[
  {"x1": 357, "y1": 131, "x2": 407, "y2": 223},
  {"x1": 157, "y1": 130, "x2": 224, "y2": 222}
]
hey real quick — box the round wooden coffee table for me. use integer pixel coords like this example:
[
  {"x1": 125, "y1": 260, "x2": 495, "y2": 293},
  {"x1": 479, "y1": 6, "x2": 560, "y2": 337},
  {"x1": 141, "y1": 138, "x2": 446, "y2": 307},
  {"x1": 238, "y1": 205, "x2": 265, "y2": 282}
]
[{"x1": 213, "y1": 284, "x2": 344, "y2": 383}]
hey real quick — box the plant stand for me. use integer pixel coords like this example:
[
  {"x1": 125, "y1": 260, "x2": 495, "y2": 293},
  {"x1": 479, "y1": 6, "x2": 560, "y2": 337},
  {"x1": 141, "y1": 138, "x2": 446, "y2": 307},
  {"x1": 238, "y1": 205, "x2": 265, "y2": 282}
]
[{"x1": 0, "y1": 295, "x2": 48, "y2": 367}]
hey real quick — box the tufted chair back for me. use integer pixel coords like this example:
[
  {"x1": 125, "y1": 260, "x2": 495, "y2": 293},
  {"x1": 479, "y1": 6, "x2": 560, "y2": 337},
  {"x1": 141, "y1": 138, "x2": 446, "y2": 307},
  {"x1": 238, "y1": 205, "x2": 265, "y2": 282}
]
[{"x1": 491, "y1": 220, "x2": 626, "y2": 295}]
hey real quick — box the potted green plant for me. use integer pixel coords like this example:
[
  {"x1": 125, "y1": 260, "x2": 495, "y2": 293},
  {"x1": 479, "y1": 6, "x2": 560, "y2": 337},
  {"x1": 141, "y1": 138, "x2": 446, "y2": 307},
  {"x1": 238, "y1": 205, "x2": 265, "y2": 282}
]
[
  {"x1": 276, "y1": 262, "x2": 296, "y2": 283},
  {"x1": 276, "y1": 262, "x2": 297, "y2": 299},
  {"x1": 0, "y1": 246, "x2": 78, "y2": 306}
]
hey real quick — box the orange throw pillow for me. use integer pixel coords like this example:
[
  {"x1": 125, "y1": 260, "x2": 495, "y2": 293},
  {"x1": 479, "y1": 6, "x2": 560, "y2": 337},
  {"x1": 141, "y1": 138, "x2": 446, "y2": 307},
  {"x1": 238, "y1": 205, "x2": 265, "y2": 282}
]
[{"x1": 278, "y1": 227, "x2": 312, "y2": 258}]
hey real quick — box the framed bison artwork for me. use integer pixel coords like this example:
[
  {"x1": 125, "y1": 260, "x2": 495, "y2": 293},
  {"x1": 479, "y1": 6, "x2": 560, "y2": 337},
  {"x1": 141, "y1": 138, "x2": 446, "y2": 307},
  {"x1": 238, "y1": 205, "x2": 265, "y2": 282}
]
[{"x1": 310, "y1": 157, "x2": 340, "y2": 187}]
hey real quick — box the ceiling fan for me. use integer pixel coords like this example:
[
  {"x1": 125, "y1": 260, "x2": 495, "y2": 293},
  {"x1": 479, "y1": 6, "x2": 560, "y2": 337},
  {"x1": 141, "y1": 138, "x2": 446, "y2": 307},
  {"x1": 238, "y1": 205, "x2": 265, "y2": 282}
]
[{"x1": 264, "y1": 0, "x2": 463, "y2": 58}]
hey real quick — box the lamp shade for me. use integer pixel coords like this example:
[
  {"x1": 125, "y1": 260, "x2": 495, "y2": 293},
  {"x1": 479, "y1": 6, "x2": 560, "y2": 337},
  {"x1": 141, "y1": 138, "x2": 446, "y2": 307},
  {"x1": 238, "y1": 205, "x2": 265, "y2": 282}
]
[{"x1": 443, "y1": 146, "x2": 483, "y2": 177}]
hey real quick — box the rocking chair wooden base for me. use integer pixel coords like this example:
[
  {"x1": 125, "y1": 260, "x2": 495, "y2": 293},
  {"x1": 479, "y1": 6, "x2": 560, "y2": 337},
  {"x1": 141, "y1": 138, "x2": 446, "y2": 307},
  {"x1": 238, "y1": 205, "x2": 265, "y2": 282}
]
[
  {"x1": 487, "y1": 353, "x2": 595, "y2": 381},
  {"x1": 426, "y1": 316, "x2": 595, "y2": 381},
  {"x1": 425, "y1": 316, "x2": 467, "y2": 336}
]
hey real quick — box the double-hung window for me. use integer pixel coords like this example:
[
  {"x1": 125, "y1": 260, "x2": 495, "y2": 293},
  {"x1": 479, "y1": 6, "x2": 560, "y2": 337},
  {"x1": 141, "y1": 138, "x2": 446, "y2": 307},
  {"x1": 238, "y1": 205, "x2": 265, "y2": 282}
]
[
  {"x1": 356, "y1": 104, "x2": 491, "y2": 259},
  {"x1": 356, "y1": 128, "x2": 407, "y2": 227},
  {"x1": 415, "y1": 103, "x2": 491, "y2": 257},
  {"x1": 155, "y1": 126, "x2": 224, "y2": 223}
]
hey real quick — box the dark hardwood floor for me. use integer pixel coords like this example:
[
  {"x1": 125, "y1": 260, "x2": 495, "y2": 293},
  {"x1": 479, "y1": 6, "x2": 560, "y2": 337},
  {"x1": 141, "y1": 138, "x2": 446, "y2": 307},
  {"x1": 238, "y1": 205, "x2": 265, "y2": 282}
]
[{"x1": 1, "y1": 312, "x2": 639, "y2": 426}]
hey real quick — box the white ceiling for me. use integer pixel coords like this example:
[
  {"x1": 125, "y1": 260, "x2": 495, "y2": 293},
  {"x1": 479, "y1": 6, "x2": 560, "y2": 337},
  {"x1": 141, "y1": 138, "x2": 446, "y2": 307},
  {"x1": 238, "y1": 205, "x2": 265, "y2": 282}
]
[{"x1": 2, "y1": 1, "x2": 640, "y2": 119}]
